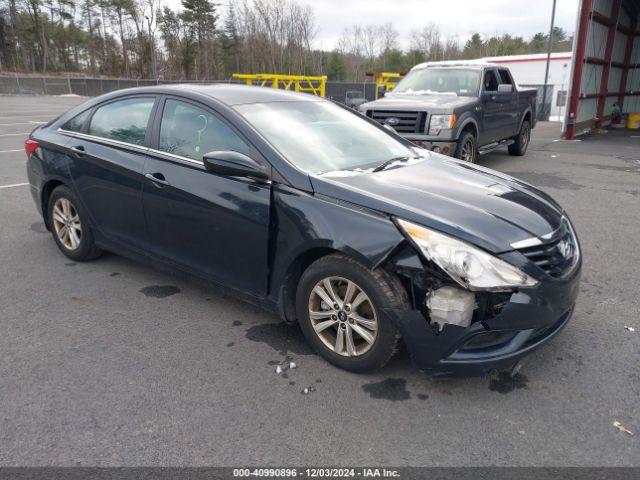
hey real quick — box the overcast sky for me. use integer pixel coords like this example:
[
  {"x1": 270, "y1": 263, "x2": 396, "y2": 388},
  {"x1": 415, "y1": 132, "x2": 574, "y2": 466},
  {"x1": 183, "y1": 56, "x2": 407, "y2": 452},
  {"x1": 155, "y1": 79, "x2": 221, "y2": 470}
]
[
  {"x1": 304, "y1": 0, "x2": 581, "y2": 49},
  {"x1": 201, "y1": 0, "x2": 581, "y2": 50}
]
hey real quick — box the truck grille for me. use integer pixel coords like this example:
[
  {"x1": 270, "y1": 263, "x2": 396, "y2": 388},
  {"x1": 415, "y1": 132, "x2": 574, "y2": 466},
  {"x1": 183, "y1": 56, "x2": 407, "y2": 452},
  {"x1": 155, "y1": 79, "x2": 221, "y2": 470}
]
[
  {"x1": 515, "y1": 219, "x2": 579, "y2": 278},
  {"x1": 366, "y1": 110, "x2": 426, "y2": 134}
]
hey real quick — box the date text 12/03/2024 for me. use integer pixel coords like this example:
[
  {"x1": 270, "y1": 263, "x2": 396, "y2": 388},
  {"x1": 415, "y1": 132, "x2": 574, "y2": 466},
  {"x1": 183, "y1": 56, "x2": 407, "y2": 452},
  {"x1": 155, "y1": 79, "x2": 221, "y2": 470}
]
[{"x1": 233, "y1": 468, "x2": 400, "y2": 478}]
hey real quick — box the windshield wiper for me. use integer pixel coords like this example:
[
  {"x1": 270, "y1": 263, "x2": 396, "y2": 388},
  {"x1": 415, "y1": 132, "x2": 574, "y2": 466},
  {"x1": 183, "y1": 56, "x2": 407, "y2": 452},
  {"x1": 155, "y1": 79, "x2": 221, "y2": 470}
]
[{"x1": 372, "y1": 156, "x2": 413, "y2": 172}]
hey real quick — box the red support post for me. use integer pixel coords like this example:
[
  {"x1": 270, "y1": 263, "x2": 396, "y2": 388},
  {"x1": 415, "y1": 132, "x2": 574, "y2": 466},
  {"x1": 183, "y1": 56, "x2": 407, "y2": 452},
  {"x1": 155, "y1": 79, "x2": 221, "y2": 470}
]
[
  {"x1": 566, "y1": 0, "x2": 593, "y2": 140},
  {"x1": 619, "y1": 16, "x2": 638, "y2": 108},
  {"x1": 595, "y1": 0, "x2": 621, "y2": 129}
]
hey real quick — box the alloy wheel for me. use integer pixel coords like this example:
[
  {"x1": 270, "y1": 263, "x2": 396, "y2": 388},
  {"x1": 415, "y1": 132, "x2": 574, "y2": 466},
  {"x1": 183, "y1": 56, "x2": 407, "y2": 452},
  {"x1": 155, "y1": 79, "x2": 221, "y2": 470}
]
[
  {"x1": 521, "y1": 124, "x2": 530, "y2": 150},
  {"x1": 52, "y1": 198, "x2": 82, "y2": 251},
  {"x1": 461, "y1": 137, "x2": 476, "y2": 162},
  {"x1": 308, "y1": 276, "x2": 378, "y2": 357}
]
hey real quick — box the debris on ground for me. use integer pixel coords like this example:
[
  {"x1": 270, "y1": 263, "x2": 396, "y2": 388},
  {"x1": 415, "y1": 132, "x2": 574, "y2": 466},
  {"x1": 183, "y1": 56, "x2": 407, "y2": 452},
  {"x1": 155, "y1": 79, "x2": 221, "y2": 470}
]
[
  {"x1": 625, "y1": 326, "x2": 635, "y2": 332},
  {"x1": 275, "y1": 365, "x2": 283, "y2": 374},
  {"x1": 301, "y1": 386, "x2": 317, "y2": 395},
  {"x1": 613, "y1": 421, "x2": 634, "y2": 436},
  {"x1": 551, "y1": 154, "x2": 558, "y2": 158},
  {"x1": 289, "y1": 361, "x2": 297, "y2": 369}
]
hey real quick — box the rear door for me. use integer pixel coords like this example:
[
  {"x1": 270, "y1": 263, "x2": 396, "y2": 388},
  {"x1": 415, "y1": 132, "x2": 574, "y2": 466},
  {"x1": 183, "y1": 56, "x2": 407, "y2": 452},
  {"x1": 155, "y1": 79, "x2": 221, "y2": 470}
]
[
  {"x1": 142, "y1": 96, "x2": 271, "y2": 295},
  {"x1": 479, "y1": 69, "x2": 502, "y2": 145},
  {"x1": 63, "y1": 96, "x2": 157, "y2": 251},
  {"x1": 497, "y1": 68, "x2": 519, "y2": 137}
]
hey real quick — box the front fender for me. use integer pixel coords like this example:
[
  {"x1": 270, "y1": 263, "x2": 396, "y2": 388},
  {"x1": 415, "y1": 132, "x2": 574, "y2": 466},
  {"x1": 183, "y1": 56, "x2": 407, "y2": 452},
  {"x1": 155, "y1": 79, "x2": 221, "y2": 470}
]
[
  {"x1": 269, "y1": 184, "x2": 406, "y2": 299},
  {"x1": 454, "y1": 114, "x2": 479, "y2": 140}
]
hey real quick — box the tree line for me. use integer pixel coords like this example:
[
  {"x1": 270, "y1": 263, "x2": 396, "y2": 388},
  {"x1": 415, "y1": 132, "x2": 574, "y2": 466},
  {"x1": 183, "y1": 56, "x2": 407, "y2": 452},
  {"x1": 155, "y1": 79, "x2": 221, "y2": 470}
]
[{"x1": 0, "y1": 0, "x2": 573, "y2": 81}]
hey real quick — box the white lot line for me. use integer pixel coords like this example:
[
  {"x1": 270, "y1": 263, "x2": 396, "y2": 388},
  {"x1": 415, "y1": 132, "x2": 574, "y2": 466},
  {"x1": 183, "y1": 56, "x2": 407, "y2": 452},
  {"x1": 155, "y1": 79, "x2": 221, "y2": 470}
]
[
  {"x1": 0, "y1": 149, "x2": 23, "y2": 154},
  {"x1": 0, "y1": 133, "x2": 30, "y2": 137},
  {"x1": 0, "y1": 182, "x2": 28, "y2": 189},
  {"x1": 0, "y1": 121, "x2": 46, "y2": 126}
]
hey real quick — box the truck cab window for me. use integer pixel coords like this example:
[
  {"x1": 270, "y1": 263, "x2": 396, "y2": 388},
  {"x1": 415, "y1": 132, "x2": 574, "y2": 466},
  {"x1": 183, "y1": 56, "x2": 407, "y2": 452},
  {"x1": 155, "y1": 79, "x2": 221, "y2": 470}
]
[
  {"x1": 498, "y1": 69, "x2": 513, "y2": 85},
  {"x1": 484, "y1": 71, "x2": 499, "y2": 92}
]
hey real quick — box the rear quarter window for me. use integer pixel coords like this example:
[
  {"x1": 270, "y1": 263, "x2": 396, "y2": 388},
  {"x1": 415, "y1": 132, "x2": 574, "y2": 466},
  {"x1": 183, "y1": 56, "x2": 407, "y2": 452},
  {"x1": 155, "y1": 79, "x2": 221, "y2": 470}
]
[{"x1": 62, "y1": 109, "x2": 91, "y2": 132}]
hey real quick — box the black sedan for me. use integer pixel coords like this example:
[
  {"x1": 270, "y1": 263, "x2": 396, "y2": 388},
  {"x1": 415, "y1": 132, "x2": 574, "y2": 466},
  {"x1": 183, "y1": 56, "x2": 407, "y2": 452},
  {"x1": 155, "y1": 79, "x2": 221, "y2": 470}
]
[{"x1": 25, "y1": 85, "x2": 581, "y2": 376}]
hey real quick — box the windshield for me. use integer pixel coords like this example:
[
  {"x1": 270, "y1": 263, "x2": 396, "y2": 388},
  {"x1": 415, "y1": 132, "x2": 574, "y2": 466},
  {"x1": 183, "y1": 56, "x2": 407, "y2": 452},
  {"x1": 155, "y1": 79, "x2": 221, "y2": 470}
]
[
  {"x1": 392, "y1": 68, "x2": 481, "y2": 97},
  {"x1": 235, "y1": 101, "x2": 416, "y2": 174}
]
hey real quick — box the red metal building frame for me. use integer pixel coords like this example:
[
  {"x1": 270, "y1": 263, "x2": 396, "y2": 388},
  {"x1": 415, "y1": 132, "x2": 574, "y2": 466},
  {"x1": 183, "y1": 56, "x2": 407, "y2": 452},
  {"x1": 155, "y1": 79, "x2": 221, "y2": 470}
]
[{"x1": 565, "y1": 0, "x2": 640, "y2": 139}]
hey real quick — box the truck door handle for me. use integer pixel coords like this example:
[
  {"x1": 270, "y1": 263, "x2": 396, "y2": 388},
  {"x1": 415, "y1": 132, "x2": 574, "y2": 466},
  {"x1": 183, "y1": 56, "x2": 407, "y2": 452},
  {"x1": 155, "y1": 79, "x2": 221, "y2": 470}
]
[
  {"x1": 70, "y1": 145, "x2": 85, "y2": 157},
  {"x1": 145, "y1": 172, "x2": 170, "y2": 186}
]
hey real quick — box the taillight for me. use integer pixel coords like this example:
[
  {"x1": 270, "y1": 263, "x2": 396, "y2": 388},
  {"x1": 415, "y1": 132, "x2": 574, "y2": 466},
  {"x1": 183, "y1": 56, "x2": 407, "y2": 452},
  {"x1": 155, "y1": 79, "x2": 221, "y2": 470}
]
[{"x1": 25, "y1": 139, "x2": 39, "y2": 157}]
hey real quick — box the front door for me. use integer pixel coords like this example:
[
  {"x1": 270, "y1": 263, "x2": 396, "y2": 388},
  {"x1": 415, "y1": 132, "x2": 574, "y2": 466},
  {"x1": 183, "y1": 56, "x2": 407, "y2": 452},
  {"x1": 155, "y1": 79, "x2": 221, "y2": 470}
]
[{"x1": 142, "y1": 97, "x2": 271, "y2": 296}]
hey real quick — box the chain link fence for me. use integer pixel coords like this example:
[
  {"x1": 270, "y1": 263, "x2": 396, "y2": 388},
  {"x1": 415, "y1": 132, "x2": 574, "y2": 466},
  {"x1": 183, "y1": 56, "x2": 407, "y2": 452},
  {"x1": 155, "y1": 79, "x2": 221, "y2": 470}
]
[
  {"x1": 0, "y1": 76, "x2": 551, "y2": 117},
  {"x1": 0, "y1": 75, "x2": 377, "y2": 105}
]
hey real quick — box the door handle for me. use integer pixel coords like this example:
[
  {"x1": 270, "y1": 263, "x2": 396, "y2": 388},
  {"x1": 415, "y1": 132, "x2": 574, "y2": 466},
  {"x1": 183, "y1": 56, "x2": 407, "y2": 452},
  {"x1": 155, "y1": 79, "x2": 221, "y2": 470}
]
[
  {"x1": 145, "y1": 172, "x2": 170, "y2": 186},
  {"x1": 70, "y1": 145, "x2": 85, "y2": 157}
]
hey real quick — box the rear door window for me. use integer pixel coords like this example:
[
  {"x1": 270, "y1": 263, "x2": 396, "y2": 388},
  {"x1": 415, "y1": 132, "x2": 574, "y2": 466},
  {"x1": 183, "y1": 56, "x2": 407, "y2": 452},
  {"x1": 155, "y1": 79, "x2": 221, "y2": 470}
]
[
  {"x1": 498, "y1": 69, "x2": 513, "y2": 85},
  {"x1": 158, "y1": 99, "x2": 251, "y2": 161},
  {"x1": 88, "y1": 97, "x2": 155, "y2": 146}
]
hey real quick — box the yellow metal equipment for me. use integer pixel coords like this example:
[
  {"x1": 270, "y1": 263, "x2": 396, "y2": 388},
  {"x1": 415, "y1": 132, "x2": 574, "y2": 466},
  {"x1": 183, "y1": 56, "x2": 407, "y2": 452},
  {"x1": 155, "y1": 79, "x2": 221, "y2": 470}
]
[
  {"x1": 232, "y1": 73, "x2": 327, "y2": 98},
  {"x1": 366, "y1": 72, "x2": 403, "y2": 99},
  {"x1": 627, "y1": 113, "x2": 640, "y2": 129}
]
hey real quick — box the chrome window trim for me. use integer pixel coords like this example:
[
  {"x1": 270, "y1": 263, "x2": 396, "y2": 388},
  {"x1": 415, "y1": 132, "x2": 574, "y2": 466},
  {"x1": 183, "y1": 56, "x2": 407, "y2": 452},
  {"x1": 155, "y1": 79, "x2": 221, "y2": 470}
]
[
  {"x1": 58, "y1": 128, "x2": 149, "y2": 154},
  {"x1": 58, "y1": 128, "x2": 206, "y2": 167},
  {"x1": 147, "y1": 147, "x2": 204, "y2": 166}
]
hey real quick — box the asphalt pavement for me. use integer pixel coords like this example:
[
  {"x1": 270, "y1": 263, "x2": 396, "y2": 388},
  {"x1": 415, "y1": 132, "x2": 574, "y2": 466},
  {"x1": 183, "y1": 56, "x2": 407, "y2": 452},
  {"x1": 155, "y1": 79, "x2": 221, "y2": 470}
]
[{"x1": 0, "y1": 95, "x2": 638, "y2": 466}]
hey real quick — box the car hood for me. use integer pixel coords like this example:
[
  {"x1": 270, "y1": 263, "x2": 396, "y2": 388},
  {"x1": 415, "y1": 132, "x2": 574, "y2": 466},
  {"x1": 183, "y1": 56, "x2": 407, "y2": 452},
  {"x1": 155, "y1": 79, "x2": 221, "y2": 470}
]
[
  {"x1": 310, "y1": 156, "x2": 564, "y2": 253},
  {"x1": 360, "y1": 93, "x2": 476, "y2": 111}
]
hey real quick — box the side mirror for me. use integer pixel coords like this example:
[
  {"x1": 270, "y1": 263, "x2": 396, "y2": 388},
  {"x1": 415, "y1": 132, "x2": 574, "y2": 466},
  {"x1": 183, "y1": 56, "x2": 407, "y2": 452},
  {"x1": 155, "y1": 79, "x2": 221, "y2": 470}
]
[
  {"x1": 497, "y1": 84, "x2": 513, "y2": 93},
  {"x1": 203, "y1": 151, "x2": 269, "y2": 180}
]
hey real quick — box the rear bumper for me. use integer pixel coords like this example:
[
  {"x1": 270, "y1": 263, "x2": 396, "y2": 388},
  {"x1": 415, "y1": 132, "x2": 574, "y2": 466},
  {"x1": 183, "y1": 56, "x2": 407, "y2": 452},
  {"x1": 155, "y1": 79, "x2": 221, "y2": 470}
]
[{"x1": 385, "y1": 264, "x2": 581, "y2": 377}]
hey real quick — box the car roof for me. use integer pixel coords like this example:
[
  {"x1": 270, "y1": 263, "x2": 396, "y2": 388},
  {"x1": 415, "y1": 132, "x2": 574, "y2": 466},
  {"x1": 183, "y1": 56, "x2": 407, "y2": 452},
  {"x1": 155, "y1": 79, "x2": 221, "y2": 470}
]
[
  {"x1": 107, "y1": 83, "x2": 323, "y2": 106},
  {"x1": 411, "y1": 60, "x2": 500, "y2": 71}
]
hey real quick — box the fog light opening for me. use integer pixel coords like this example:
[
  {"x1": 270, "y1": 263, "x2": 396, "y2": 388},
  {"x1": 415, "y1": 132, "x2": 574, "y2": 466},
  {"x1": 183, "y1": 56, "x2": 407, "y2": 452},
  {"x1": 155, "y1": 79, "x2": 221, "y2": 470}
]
[
  {"x1": 432, "y1": 146, "x2": 441, "y2": 153},
  {"x1": 426, "y1": 286, "x2": 476, "y2": 331}
]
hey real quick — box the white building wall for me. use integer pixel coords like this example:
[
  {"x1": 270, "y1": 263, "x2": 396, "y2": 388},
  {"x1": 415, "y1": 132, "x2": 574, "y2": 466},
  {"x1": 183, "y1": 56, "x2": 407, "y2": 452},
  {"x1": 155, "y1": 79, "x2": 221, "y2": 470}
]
[{"x1": 482, "y1": 53, "x2": 573, "y2": 121}]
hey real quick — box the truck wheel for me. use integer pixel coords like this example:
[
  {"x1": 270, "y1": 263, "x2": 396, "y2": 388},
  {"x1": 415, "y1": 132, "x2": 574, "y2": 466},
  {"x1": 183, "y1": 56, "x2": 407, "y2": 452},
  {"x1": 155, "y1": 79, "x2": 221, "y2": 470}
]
[
  {"x1": 509, "y1": 120, "x2": 531, "y2": 156},
  {"x1": 296, "y1": 254, "x2": 407, "y2": 372},
  {"x1": 454, "y1": 132, "x2": 477, "y2": 162}
]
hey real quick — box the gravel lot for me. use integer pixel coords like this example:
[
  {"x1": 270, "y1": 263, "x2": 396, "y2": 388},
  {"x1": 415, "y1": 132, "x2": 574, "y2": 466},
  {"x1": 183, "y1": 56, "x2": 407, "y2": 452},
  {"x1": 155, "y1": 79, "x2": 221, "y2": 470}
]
[{"x1": 0, "y1": 95, "x2": 638, "y2": 466}]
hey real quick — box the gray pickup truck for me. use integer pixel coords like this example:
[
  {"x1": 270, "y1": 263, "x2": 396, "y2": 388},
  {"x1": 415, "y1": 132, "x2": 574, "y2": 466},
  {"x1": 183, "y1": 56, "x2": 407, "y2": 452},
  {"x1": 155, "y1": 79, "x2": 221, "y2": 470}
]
[{"x1": 359, "y1": 61, "x2": 537, "y2": 162}]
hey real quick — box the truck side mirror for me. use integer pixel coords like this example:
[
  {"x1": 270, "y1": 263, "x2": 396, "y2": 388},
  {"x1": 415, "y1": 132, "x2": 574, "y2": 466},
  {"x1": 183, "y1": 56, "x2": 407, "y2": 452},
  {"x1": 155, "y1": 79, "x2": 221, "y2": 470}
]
[{"x1": 497, "y1": 84, "x2": 513, "y2": 93}]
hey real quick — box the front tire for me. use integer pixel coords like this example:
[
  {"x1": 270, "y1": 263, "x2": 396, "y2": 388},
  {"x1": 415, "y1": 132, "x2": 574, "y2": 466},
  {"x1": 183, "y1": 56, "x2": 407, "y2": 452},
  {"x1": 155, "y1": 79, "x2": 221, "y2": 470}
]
[
  {"x1": 296, "y1": 254, "x2": 408, "y2": 372},
  {"x1": 48, "y1": 185, "x2": 102, "y2": 262},
  {"x1": 454, "y1": 131, "x2": 477, "y2": 162},
  {"x1": 508, "y1": 120, "x2": 531, "y2": 156}
]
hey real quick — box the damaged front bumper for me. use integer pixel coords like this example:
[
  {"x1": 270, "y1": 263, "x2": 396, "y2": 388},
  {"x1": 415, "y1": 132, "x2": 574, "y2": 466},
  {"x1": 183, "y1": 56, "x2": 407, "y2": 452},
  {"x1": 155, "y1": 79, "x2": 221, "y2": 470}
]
[{"x1": 385, "y1": 257, "x2": 581, "y2": 377}]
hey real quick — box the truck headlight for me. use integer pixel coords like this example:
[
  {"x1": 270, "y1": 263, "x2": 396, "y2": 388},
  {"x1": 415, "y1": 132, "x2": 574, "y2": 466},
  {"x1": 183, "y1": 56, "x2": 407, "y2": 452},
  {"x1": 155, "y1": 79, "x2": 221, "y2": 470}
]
[
  {"x1": 428, "y1": 114, "x2": 456, "y2": 135},
  {"x1": 397, "y1": 219, "x2": 538, "y2": 291}
]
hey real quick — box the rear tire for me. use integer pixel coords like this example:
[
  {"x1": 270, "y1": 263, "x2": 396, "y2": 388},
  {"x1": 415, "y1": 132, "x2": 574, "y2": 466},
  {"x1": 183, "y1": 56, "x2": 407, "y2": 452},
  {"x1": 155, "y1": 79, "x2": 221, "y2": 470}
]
[
  {"x1": 296, "y1": 254, "x2": 408, "y2": 372},
  {"x1": 508, "y1": 120, "x2": 531, "y2": 156},
  {"x1": 48, "y1": 185, "x2": 102, "y2": 262},
  {"x1": 454, "y1": 131, "x2": 477, "y2": 162}
]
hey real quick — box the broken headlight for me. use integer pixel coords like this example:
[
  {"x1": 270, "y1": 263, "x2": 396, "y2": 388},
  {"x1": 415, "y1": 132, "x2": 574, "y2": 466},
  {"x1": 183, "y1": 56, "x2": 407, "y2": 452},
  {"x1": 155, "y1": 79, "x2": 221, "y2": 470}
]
[{"x1": 397, "y1": 219, "x2": 538, "y2": 292}]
